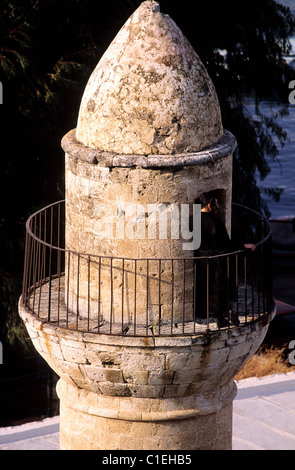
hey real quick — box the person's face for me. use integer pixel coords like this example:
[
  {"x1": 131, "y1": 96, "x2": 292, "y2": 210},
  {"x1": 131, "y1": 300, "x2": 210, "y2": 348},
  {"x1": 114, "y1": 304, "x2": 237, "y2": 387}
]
[{"x1": 208, "y1": 198, "x2": 219, "y2": 214}]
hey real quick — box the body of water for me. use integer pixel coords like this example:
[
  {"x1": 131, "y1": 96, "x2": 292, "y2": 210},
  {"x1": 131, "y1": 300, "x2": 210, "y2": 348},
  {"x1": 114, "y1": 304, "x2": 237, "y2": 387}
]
[
  {"x1": 244, "y1": 31, "x2": 295, "y2": 219},
  {"x1": 243, "y1": 22, "x2": 295, "y2": 218},
  {"x1": 247, "y1": 99, "x2": 295, "y2": 218}
]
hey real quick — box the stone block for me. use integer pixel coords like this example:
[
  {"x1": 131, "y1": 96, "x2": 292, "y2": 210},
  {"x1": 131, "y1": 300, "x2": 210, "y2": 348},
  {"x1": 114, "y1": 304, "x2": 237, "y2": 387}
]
[
  {"x1": 122, "y1": 369, "x2": 149, "y2": 385},
  {"x1": 60, "y1": 343, "x2": 87, "y2": 364},
  {"x1": 148, "y1": 370, "x2": 174, "y2": 385}
]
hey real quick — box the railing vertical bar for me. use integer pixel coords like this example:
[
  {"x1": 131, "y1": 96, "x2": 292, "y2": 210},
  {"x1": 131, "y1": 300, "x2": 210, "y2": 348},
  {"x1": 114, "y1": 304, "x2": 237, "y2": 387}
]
[
  {"x1": 22, "y1": 230, "x2": 29, "y2": 304},
  {"x1": 206, "y1": 258, "x2": 210, "y2": 331},
  {"x1": 122, "y1": 258, "x2": 125, "y2": 334},
  {"x1": 235, "y1": 254, "x2": 239, "y2": 318},
  {"x1": 50, "y1": 206, "x2": 53, "y2": 246},
  {"x1": 251, "y1": 250, "x2": 255, "y2": 321},
  {"x1": 76, "y1": 253, "x2": 80, "y2": 330},
  {"x1": 38, "y1": 246, "x2": 45, "y2": 318},
  {"x1": 48, "y1": 246, "x2": 52, "y2": 322},
  {"x1": 182, "y1": 259, "x2": 185, "y2": 333},
  {"x1": 244, "y1": 253, "x2": 248, "y2": 322},
  {"x1": 257, "y1": 246, "x2": 261, "y2": 317},
  {"x1": 88, "y1": 254, "x2": 91, "y2": 332},
  {"x1": 27, "y1": 219, "x2": 34, "y2": 308},
  {"x1": 158, "y1": 259, "x2": 161, "y2": 336},
  {"x1": 171, "y1": 259, "x2": 174, "y2": 335},
  {"x1": 226, "y1": 255, "x2": 230, "y2": 325},
  {"x1": 38, "y1": 210, "x2": 45, "y2": 312},
  {"x1": 270, "y1": 237, "x2": 273, "y2": 302},
  {"x1": 262, "y1": 244, "x2": 266, "y2": 315},
  {"x1": 110, "y1": 258, "x2": 113, "y2": 334},
  {"x1": 193, "y1": 260, "x2": 196, "y2": 334},
  {"x1": 98, "y1": 256, "x2": 101, "y2": 333},
  {"x1": 134, "y1": 259, "x2": 137, "y2": 336},
  {"x1": 57, "y1": 202, "x2": 61, "y2": 247},
  {"x1": 57, "y1": 249, "x2": 61, "y2": 325},
  {"x1": 26, "y1": 220, "x2": 34, "y2": 311},
  {"x1": 66, "y1": 251, "x2": 70, "y2": 327},
  {"x1": 146, "y1": 259, "x2": 149, "y2": 336}
]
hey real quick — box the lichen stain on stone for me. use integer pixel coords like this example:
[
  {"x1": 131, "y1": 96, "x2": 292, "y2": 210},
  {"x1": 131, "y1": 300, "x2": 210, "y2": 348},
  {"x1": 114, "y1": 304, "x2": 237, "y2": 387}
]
[
  {"x1": 87, "y1": 99, "x2": 96, "y2": 113},
  {"x1": 76, "y1": 1, "x2": 223, "y2": 155}
]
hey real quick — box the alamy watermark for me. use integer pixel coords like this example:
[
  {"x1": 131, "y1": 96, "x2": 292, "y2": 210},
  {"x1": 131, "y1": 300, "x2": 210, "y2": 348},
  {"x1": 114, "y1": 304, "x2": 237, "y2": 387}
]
[
  {"x1": 289, "y1": 80, "x2": 295, "y2": 104},
  {"x1": 93, "y1": 199, "x2": 201, "y2": 251},
  {"x1": 288, "y1": 340, "x2": 295, "y2": 365}
]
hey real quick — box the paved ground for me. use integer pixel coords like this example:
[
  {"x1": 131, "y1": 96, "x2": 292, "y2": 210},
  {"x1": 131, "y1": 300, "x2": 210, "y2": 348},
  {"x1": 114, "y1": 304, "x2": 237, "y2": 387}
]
[
  {"x1": 0, "y1": 371, "x2": 294, "y2": 451},
  {"x1": 0, "y1": 416, "x2": 60, "y2": 450},
  {"x1": 233, "y1": 372, "x2": 295, "y2": 450}
]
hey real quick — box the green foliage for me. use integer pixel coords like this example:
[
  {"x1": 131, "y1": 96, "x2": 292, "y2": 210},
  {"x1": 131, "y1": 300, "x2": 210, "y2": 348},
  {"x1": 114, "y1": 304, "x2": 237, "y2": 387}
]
[
  {"x1": 0, "y1": 268, "x2": 30, "y2": 353},
  {"x1": 157, "y1": 0, "x2": 295, "y2": 215}
]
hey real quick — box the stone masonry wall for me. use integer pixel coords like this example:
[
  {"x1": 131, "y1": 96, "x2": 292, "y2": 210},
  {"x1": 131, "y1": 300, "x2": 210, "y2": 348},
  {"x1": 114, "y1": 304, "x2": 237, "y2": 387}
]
[
  {"x1": 19, "y1": 301, "x2": 273, "y2": 400},
  {"x1": 63, "y1": 130, "x2": 235, "y2": 325}
]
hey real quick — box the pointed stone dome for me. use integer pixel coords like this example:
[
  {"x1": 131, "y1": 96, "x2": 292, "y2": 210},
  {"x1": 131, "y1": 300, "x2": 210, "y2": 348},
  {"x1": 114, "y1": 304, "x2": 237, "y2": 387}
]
[{"x1": 76, "y1": 1, "x2": 223, "y2": 155}]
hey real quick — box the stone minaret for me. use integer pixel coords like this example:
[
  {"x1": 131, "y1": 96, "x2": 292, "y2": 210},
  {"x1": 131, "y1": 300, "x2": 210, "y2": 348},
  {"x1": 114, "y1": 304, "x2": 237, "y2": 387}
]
[{"x1": 19, "y1": 1, "x2": 275, "y2": 450}]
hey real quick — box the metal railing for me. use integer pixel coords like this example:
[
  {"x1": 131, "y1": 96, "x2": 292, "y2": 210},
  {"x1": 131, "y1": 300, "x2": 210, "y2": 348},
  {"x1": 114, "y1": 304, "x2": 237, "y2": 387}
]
[{"x1": 21, "y1": 200, "x2": 274, "y2": 336}]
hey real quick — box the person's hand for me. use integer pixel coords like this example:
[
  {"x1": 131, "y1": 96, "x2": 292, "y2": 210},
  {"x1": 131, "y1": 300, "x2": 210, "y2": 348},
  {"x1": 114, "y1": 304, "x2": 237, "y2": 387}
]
[{"x1": 244, "y1": 243, "x2": 256, "y2": 251}]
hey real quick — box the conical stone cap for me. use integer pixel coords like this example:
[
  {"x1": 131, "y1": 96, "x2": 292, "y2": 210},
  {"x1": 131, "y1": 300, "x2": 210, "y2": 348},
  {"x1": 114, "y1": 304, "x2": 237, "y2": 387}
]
[{"x1": 76, "y1": 1, "x2": 223, "y2": 155}]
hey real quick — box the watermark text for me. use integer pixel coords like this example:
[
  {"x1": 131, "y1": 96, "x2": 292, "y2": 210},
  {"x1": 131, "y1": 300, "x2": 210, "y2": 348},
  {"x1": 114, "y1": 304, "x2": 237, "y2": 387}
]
[
  {"x1": 93, "y1": 199, "x2": 201, "y2": 251},
  {"x1": 288, "y1": 80, "x2": 295, "y2": 104},
  {"x1": 288, "y1": 340, "x2": 295, "y2": 365}
]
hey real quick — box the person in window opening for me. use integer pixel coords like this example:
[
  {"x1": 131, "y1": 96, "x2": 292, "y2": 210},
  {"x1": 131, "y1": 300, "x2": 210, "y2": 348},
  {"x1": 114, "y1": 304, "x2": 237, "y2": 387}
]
[{"x1": 195, "y1": 192, "x2": 256, "y2": 328}]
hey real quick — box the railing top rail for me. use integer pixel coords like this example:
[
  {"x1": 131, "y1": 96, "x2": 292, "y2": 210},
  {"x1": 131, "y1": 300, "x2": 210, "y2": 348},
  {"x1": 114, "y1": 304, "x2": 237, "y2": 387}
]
[{"x1": 25, "y1": 200, "x2": 272, "y2": 261}]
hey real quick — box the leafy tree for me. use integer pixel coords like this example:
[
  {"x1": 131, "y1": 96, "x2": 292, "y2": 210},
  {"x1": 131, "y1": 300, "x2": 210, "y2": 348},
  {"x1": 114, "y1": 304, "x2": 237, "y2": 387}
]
[
  {"x1": 0, "y1": 0, "x2": 97, "y2": 351},
  {"x1": 158, "y1": 0, "x2": 295, "y2": 214}
]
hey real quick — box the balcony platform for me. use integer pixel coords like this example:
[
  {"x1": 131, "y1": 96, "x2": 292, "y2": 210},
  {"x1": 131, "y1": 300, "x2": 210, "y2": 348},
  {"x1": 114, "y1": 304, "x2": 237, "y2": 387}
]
[{"x1": 25, "y1": 275, "x2": 270, "y2": 336}]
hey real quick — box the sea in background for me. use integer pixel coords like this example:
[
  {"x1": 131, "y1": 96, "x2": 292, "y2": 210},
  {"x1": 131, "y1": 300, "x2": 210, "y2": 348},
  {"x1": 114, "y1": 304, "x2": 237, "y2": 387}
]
[
  {"x1": 249, "y1": 1, "x2": 295, "y2": 219},
  {"x1": 246, "y1": 96, "x2": 295, "y2": 218},
  {"x1": 245, "y1": 36, "x2": 295, "y2": 218},
  {"x1": 244, "y1": 12, "x2": 295, "y2": 341}
]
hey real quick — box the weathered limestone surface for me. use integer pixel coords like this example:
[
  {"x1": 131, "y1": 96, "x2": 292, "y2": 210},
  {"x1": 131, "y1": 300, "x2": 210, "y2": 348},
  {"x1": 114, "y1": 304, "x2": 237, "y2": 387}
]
[
  {"x1": 19, "y1": 301, "x2": 275, "y2": 450},
  {"x1": 76, "y1": 1, "x2": 223, "y2": 155},
  {"x1": 19, "y1": 302, "x2": 273, "y2": 398},
  {"x1": 57, "y1": 381, "x2": 234, "y2": 450},
  {"x1": 63, "y1": 131, "x2": 235, "y2": 321}
]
